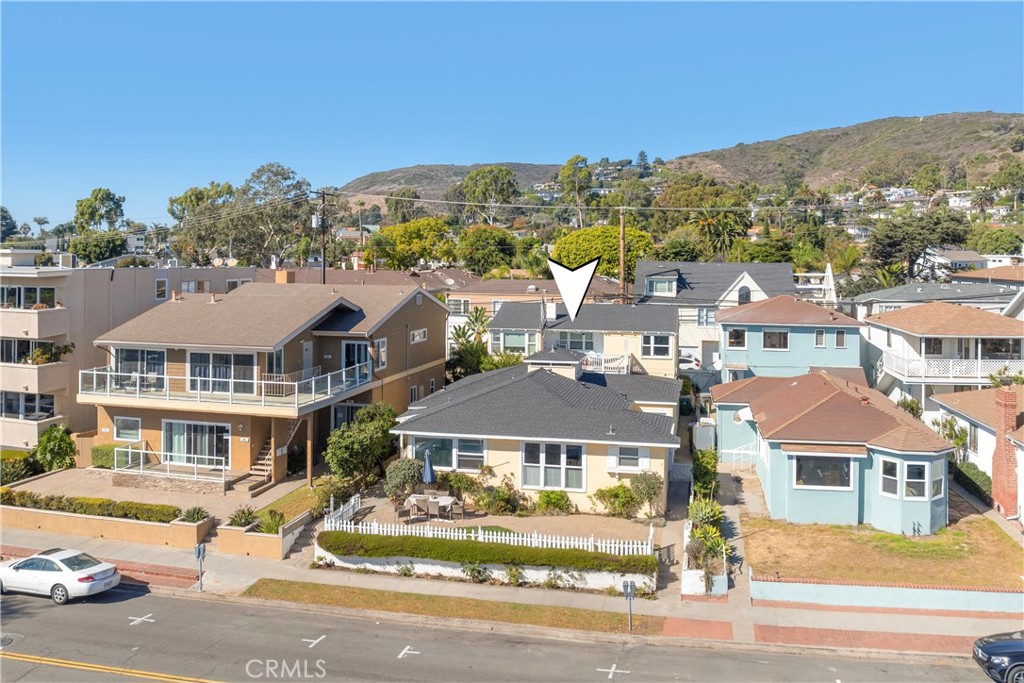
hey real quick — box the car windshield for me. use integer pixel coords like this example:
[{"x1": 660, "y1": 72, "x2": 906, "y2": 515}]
[{"x1": 59, "y1": 553, "x2": 102, "y2": 572}]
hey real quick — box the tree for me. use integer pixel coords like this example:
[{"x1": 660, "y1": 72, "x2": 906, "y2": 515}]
[
  {"x1": 912, "y1": 164, "x2": 943, "y2": 195},
  {"x1": 18, "y1": 222, "x2": 31, "y2": 237},
  {"x1": 971, "y1": 190, "x2": 994, "y2": 220},
  {"x1": 1010, "y1": 134, "x2": 1024, "y2": 153},
  {"x1": 363, "y1": 232, "x2": 396, "y2": 269},
  {"x1": 69, "y1": 230, "x2": 127, "y2": 264},
  {"x1": 465, "y1": 307, "x2": 491, "y2": 343},
  {"x1": 167, "y1": 181, "x2": 235, "y2": 223},
  {"x1": 225, "y1": 163, "x2": 313, "y2": 267},
  {"x1": 461, "y1": 166, "x2": 520, "y2": 225},
  {"x1": 552, "y1": 225, "x2": 654, "y2": 282},
  {"x1": 481, "y1": 351, "x2": 522, "y2": 371},
  {"x1": 687, "y1": 207, "x2": 748, "y2": 258},
  {"x1": 558, "y1": 155, "x2": 593, "y2": 227},
  {"x1": 384, "y1": 188, "x2": 422, "y2": 225},
  {"x1": 636, "y1": 150, "x2": 649, "y2": 177},
  {"x1": 379, "y1": 217, "x2": 448, "y2": 269},
  {"x1": 32, "y1": 424, "x2": 77, "y2": 472},
  {"x1": 323, "y1": 402, "x2": 397, "y2": 478},
  {"x1": 456, "y1": 224, "x2": 515, "y2": 275},
  {"x1": 867, "y1": 208, "x2": 970, "y2": 282},
  {"x1": 33, "y1": 216, "x2": 49, "y2": 235},
  {"x1": 989, "y1": 158, "x2": 1024, "y2": 210},
  {"x1": 654, "y1": 235, "x2": 704, "y2": 262},
  {"x1": 446, "y1": 338, "x2": 488, "y2": 382},
  {"x1": 629, "y1": 471, "x2": 664, "y2": 517},
  {"x1": 74, "y1": 187, "x2": 125, "y2": 232},
  {"x1": 0, "y1": 206, "x2": 16, "y2": 242},
  {"x1": 975, "y1": 229, "x2": 1024, "y2": 255},
  {"x1": 732, "y1": 234, "x2": 792, "y2": 264}
]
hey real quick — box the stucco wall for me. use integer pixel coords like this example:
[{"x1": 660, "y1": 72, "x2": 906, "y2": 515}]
[
  {"x1": 0, "y1": 505, "x2": 213, "y2": 548},
  {"x1": 720, "y1": 324, "x2": 862, "y2": 379}
]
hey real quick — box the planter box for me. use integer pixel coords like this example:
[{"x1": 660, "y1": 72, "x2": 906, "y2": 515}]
[
  {"x1": 680, "y1": 518, "x2": 728, "y2": 596},
  {"x1": 0, "y1": 505, "x2": 212, "y2": 549},
  {"x1": 314, "y1": 542, "x2": 655, "y2": 592},
  {"x1": 216, "y1": 512, "x2": 312, "y2": 560}
]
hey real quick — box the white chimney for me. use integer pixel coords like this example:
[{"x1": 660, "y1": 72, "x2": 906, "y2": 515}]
[{"x1": 545, "y1": 301, "x2": 558, "y2": 321}]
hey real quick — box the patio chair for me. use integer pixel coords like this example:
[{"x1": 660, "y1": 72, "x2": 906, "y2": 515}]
[
  {"x1": 450, "y1": 500, "x2": 464, "y2": 520},
  {"x1": 427, "y1": 498, "x2": 440, "y2": 521},
  {"x1": 435, "y1": 489, "x2": 450, "y2": 498},
  {"x1": 424, "y1": 489, "x2": 438, "y2": 498},
  {"x1": 411, "y1": 497, "x2": 429, "y2": 519},
  {"x1": 395, "y1": 506, "x2": 412, "y2": 525}
]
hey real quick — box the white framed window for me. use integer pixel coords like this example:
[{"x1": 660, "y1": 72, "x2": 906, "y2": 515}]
[
  {"x1": 455, "y1": 439, "x2": 484, "y2": 470},
  {"x1": 879, "y1": 305, "x2": 899, "y2": 313},
  {"x1": 558, "y1": 331, "x2": 594, "y2": 351},
  {"x1": 409, "y1": 385, "x2": 419, "y2": 403},
  {"x1": 968, "y1": 423, "x2": 978, "y2": 453},
  {"x1": 904, "y1": 462, "x2": 927, "y2": 499},
  {"x1": 413, "y1": 437, "x2": 486, "y2": 471},
  {"x1": 793, "y1": 456, "x2": 851, "y2": 489},
  {"x1": 181, "y1": 280, "x2": 211, "y2": 294},
  {"x1": 114, "y1": 416, "x2": 141, "y2": 442},
  {"x1": 814, "y1": 329, "x2": 825, "y2": 348},
  {"x1": 835, "y1": 330, "x2": 847, "y2": 349},
  {"x1": 931, "y1": 462, "x2": 945, "y2": 499},
  {"x1": 642, "y1": 334, "x2": 671, "y2": 358},
  {"x1": 374, "y1": 339, "x2": 388, "y2": 370},
  {"x1": 924, "y1": 337, "x2": 942, "y2": 355},
  {"x1": 880, "y1": 457, "x2": 899, "y2": 497},
  {"x1": 415, "y1": 293, "x2": 423, "y2": 306},
  {"x1": 267, "y1": 349, "x2": 284, "y2": 376},
  {"x1": 496, "y1": 331, "x2": 537, "y2": 355},
  {"x1": 727, "y1": 328, "x2": 747, "y2": 349},
  {"x1": 188, "y1": 352, "x2": 255, "y2": 394},
  {"x1": 429, "y1": 378, "x2": 436, "y2": 394},
  {"x1": 522, "y1": 442, "x2": 584, "y2": 491},
  {"x1": 763, "y1": 329, "x2": 789, "y2": 351},
  {"x1": 646, "y1": 279, "x2": 675, "y2": 296},
  {"x1": 617, "y1": 446, "x2": 640, "y2": 468},
  {"x1": 154, "y1": 278, "x2": 168, "y2": 301},
  {"x1": 410, "y1": 329, "x2": 428, "y2": 344},
  {"x1": 697, "y1": 307, "x2": 717, "y2": 327},
  {"x1": 492, "y1": 299, "x2": 509, "y2": 314},
  {"x1": 448, "y1": 298, "x2": 470, "y2": 315}
]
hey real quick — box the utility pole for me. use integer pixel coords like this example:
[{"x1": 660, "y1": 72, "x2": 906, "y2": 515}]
[
  {"x1": 619, "y1": 206, "x2": 627, "y2": 303},
  {"x1": 316, "y1": 191, "x2": 327, "y2": 285}
]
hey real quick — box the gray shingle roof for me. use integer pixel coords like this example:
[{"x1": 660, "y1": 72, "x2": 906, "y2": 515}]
[
  {"x1": 848, "y1": 282, "x2": 1016, "y2": 304},
  {"x1": 395, "y1": 367, "x2": 678, "y2": 445},
  {"x1": 578, "y1": 373, "x2": 682, "y2": 404},
  {"x1": 525, "y1": 348, "x2": 587, "y2": 363},
  {"x1": 632, "y1": 261, "x2": 796, "y2": 305},
  {"x1": 489, "y1": 302, "x2": 677, "y2": 333}
]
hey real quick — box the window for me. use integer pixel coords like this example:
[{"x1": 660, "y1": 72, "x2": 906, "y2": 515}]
[
  {"x1": 374, "y1": 339, "x2": 387, "y2": 370},
  {"x1": 0, "y1": 286, "x2": 56, "y2": 309},
  {"x1": 114, "y1": 349, "x2": 166, "y2": 389},
  {"x1": 617, "y1": 447, "x2": 640, "y2": 468},
  {"x1": 558, "y1": 331, "x2": 594, "y2": 351},
  {"x1": 413, "y1": 437, "x2": 483, "y2": 471},
  {"x1": 114, "y1": 416, "x2": 141, "y2": 441},
  {"x1": 1, "y1": 338, "x2": 53, "y2": 364},
  {"x1": 924, "y1": 338, "x2": 942, "y2": 355},
  {"x1": 0, "y1": 392, "x2": 56, "y2": 419},
  {"x1": 642, "y1": 334, "x2": 671, "y2": 357},
  {"x1": 968, "y1": 423, "x2": 978, "y2": 454},
  {"x1": 456, "y1": 439, "x2": 484, "y2": 470},
  {"x1": 738, "y1": 286, "x2": 752, "y2": 304},
  {"x1": 155, "y1": 279, "x2": 168, "y2": 301},
  {"x1": 880, "y1": 458, "x2": 898, "y2": 496},
  {"x1": 647, "y1": 279, "x2": 675, "y2": 296},
  {"x1": 904, "y1": 463, "x2": 927, "y2": 499},
  {"x1": 416, "y1": 293, "x2": 423, "y2": 306},
  {"x1": 492, "y1": 299, "x2": 509, "y2": 314},
  {"x1": 497, "y1": 331, "x2": 537, "y2": 355},
  {"x1": 763, "y1": 330, "x2": 789, "y2": 350},
  {"x1": 814, "y1": 329, "x2": 825, "y2": 348},
  {"x1": 429, "y1": 378, "x2": 436, "y2": 394},
  {"x1": 267, "y1": 349, "x2": 284, "y2": 376},
  {"x1": 332, "y1": 403, "x2": 367, "y2": 429},
  {"x1": 522, "y1": 442, "x2": 584, "y2": 490},
  {"x1": 162, "y1": 421, "x2": 230, "y2": 467},
  {"x1": 448, "y1": 298, "x2": 470, "y2": 315},
  {"x1": 794, "y1": 456, "x2": 851, "y2": 488},
  {"x1": 409, "y1": 385, "x2": 419, "y2": 403},
  {"x1": 879, "y1": 305, "x2": 899, "y2": 313},
  {"x1": 414, "y1": 437, "x2": 452, "y2": 468},
  {"x1": 727, "y1": 329, "x2": 746, "y2": 349},
  {"x1": 188, "y1": 353, "x2": 255, "y2": 394},
  {"x1": 981, "y1": 338, "x2": 1022, "y2": 359},
  {"x1": 886, "y1": 329, "x2": 892, "y2": 348},
  {"x1": 931, "y1": 462, "x2": 944, "y2": 498},
  {"x1": 226, "y1": 278, "x2": 251, "y2": 292},
  {"x1": 835, "y1": 330, "x2": 847, "y2": 349},
  {"x1": 697, "y1": 307, "x2": 717, "y2": 327},
  {"x1": 410, "y1": 329, "x2": 427, "y2": 344}
]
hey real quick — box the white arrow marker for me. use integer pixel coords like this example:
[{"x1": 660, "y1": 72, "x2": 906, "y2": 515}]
[
  {"x1": 548, "y1": 257, "x2": 600, "y2": 322},
  {"x1": 302, "y1": 635, "x2": 326, "y2": 648}
]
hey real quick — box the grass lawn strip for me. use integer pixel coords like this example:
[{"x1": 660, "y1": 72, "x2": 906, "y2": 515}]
[
  {"x1": 255, "y1": 479, "x2": 324, "y2": 521},
  {"x1": 243, "y1": 578, "x2": 664, "y2": 635},
  {"x1": 742, "y1": 514, "x2": 1023, "y2": 589}
]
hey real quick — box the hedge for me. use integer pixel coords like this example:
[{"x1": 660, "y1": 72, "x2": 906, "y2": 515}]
[
  {"x1": 951, "y1": 460, "x2": 992, "y2": 506},
  {"x1": 91, "y1": 444, "x2": 115, "y2": 469},
  {"x1": 317, "y1": 531, "x2": 657, "y2": 575},
  {"x1": 0, "y1": 488, "x2": 181, "y2": 523}
]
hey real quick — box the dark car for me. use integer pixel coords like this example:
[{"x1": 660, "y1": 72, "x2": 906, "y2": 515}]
[{"x1": 974, "y1": 631, "x2": 1024, "y2": 683}]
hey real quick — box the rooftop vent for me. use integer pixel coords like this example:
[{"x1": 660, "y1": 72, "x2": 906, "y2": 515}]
[{"x1": 527, "y1": 285, "x2": 537, "y2": 293}]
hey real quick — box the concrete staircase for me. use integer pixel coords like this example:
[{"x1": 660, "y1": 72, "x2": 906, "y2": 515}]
[
  {"x1": 286, "y1": 520, "x2": 321, "y2": 564},
  {"x1": 250, "y1": 438, "x2": 273, "y2": 481}
]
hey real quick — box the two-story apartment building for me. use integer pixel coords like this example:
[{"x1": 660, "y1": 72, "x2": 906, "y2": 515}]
[
  {"x1": 0, "y1": 247, "x2": 256, "y2": 451},
  {"x1": 952, "y1": 265, "x2": 1024, "y2": 291},
  {"x1": 632, "y1": 261, "x2": 797, "y2": 386},
  {"x1": 846, "y1": 282, "x2": 1017, "y2": 321},
  {"x1": 488, "y1": 302, "x2": 679, "y2": 378},
  {"x1": 392, "y1": 352, "x2": 681, "y2": 512},
  {"x1": 716, "y1": 296, "x2": 864, "y2": 384},
  {"x1": 78, "y1": 279, "x2": 447, "y2": 493},
  {"x1": 865, "y1": 302, "x2": 1024, "y2": 422}
]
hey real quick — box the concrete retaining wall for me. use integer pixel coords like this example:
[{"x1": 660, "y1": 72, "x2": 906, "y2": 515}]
[
  {"x1": 750, "y1": 571, "x2": 1023, "y2": 614},
  {"x1": 216, "y1": 512, "x2": 312, "y2": 560},
  {"x1": 0, "y1": 505, "x2": 214, "y2": 549}
]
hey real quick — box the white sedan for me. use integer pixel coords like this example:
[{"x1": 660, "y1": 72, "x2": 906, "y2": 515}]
[{"x1": 0, "y1": 548, "x2": 120, "y2": 604}]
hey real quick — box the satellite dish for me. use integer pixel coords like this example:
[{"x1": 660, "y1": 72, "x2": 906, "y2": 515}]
[
  {"x1": 212, "y1": 257, "x2": 224, "y2": 267},
  {"x1": 226, "y1": 258, "x2": 238, "y2": 267},
  {"x1": 444, "y1": 278, "x2": 455, "y2": 286}
]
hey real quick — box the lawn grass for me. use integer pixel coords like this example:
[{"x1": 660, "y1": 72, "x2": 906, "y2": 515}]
[
  {"x1": 741, "y1": 512, "x2": 1023, "y2": 589},
  {"x1": 242, "y1": 578, "x2": 664, "y2": 635},
  {"x1": 256, "y1": 478, "x2": 327, "y2": 521}
]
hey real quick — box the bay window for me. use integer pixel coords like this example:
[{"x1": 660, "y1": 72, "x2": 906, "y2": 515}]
[
  {"x1": 880, "y1": 458, "x2": 898, "y2": 496},
  {"x1": 931, "y1": 462, "x2": 944, "y2": 498},
  {"x1": 523, "y1": 442, "x2": 583, "y2": 490},
  {"x1": 904, "y1": 463, "x2": 927, "y2": 499}
]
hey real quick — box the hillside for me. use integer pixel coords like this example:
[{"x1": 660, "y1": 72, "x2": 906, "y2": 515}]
[
  {"x1": 340, "y1": 162, "x2": 560, "y2": 199},
  {"x1": 667, "y1": 112, "x2": 1023, "y2": 188}
]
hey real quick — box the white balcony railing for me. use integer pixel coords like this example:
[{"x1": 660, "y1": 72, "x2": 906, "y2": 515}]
[
  {"x1": 114, "y1": 443, "x2": 227, "y2": 481},
  {"x1": 881, "y1": 350, "x2": 1024, "y2": 380},
  {"x1": 580, "y1": 353, "x2": 630, "y2": 374},
  {"x1": 79, "y1": 361, "x2": 372, "y2": 410}
]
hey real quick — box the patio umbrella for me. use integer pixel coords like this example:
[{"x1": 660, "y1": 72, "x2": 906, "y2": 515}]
[{"x1": 422, "y1": 448, "x2": 436, "y2": 485}]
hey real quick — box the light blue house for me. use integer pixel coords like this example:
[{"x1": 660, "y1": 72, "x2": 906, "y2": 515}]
[
  {"x1": 710, "y1": 372, "x2": 953, "y2": 535},
  {"x1": 716, "y1": 296, "x2": 865, "y2": 384}
]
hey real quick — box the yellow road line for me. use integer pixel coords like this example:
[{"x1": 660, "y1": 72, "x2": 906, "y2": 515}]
[{"x1": 0, "y1": 651, "x2": 222, "y2": 683}]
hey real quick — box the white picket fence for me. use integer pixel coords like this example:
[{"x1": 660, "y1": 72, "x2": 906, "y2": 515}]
[
  {"x1": 323, "y1": 518, "x2": 655, "y2": 556},
  {"x1": 324, "y1": 493, "x2": 362, "y2": 526}
]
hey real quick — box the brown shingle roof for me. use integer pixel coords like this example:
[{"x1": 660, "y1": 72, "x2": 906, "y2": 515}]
[
  {"x1": 865, "y1": 301, "x2": 1024, "y2": 337},
  {"x1": 253, "y1": 268, "x2": 479, "y2": 291},
  {"x1": 931, "y1": 386, "x2": 1024, "y2": 432},
  {"x1": 716, "y1": 296, "x2": 863, "y2": 327},
  {"x1": 96, "y1": 283, "x2": 419, "y2": 349},
  {"x1": 455, "y1": 277, "x2": 620, "y2": 297},
  {"x1": 953, "y1": 265, "x2": 1024, "y2": 284},
  {"x1": 711, "y1": 372, "x2": 952, "y2": 454}
]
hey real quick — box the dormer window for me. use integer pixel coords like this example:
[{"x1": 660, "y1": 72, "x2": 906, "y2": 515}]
[
  {"x1": 738, "y1": 286, "x2": 751, "y2": 304},
  {"x1": 646, "y1": 278, "x2": 675, "y2": 297}
]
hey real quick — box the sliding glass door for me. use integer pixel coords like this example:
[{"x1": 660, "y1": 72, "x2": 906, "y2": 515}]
[
  {"x1": 162, "y1": 421, "x2": 230, "y2": 468},
  {"x1": 188, "y1": 353, "x2": 255, "y2": 394}
]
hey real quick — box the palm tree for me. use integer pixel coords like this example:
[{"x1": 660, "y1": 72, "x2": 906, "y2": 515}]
[
  {"x1": 688, "y1": 207, "x2": 746, "y2": 258},
  {"x1": 465, "y1": 307, "x2": 491, "y2": 344},
  {"x1": 449, "y1": 324, "x2": 472, "y2": 349},
  {"x1": 971, "y1": 190, "x2": 994, "y2": 220},
  {"x1": 830, "y1": 244, "x2": 862, "y2": 278},
  {"x1": 871, "y1": 263, "x2": 906, "y2": 289}
]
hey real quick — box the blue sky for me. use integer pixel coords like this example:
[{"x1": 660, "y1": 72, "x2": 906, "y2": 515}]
[{"x1": 2, "y1": 2, "x2": 1022, "y2": 226}]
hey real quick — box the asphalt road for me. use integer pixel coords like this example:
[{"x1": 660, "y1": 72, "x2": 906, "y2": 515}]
[{"x1": 0, "y1": 589, "x2": 980, "y2": 683}]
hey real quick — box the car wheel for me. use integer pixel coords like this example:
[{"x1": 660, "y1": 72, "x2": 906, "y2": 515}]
[
  {"x1": 50, "y1": 584, "x2": 69, "y2": 605},
  {"x1": 1007, "y1": 665, "x2": 1024, "y2": 683}
]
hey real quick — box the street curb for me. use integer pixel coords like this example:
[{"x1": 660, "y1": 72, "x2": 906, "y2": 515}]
[{"x1": 137, "y1": 585, "x2": 974, "y2": 663}]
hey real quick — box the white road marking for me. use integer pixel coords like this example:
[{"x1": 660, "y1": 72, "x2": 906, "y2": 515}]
[
  {"x1": 597, "y1": 664, "x2": 630, "y2": 679},
  {"x1": 302, "y1": 635, "x2": 326, "y2": 648},
  {"x1": 127, "y1": 614, "x2": 154, "y2": 626},
  {"x1": 397, "y1": 646, "x2": 420, "y2": 659}
]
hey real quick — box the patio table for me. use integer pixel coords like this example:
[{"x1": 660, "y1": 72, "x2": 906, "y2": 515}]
[{"x1": 404, "y1": 495, "x2": 456, "y2": 520}]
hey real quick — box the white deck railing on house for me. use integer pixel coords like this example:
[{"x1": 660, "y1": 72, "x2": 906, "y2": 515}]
[
  {"x1": 323, "y1": 519, "x2": 655, "y2": 556},
  {"x1": 79, "y1": 361, "x2": 372, "y2": 410},
  {"x1": 113, "y1": 444, "x2": 227, "y2": 481},
  {"x1": 880, "y1": 351, "x2": 1024, "y2": 381},
  {"x1": 580, "y1": 354, "x2": 630, "y2": 374}
]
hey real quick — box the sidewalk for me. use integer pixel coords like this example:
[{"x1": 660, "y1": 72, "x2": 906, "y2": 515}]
[{"x1": 2, "y1": 525, "x2": 1018, "y2": 657}]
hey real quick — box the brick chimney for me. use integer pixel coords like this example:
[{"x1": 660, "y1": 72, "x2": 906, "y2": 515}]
[
  {"x1": 991, "y1": 387, "x2": 1020, "y2": 519},
  {"x1": 275, "y1": 269, "x2": 296, "y2": 284}
]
